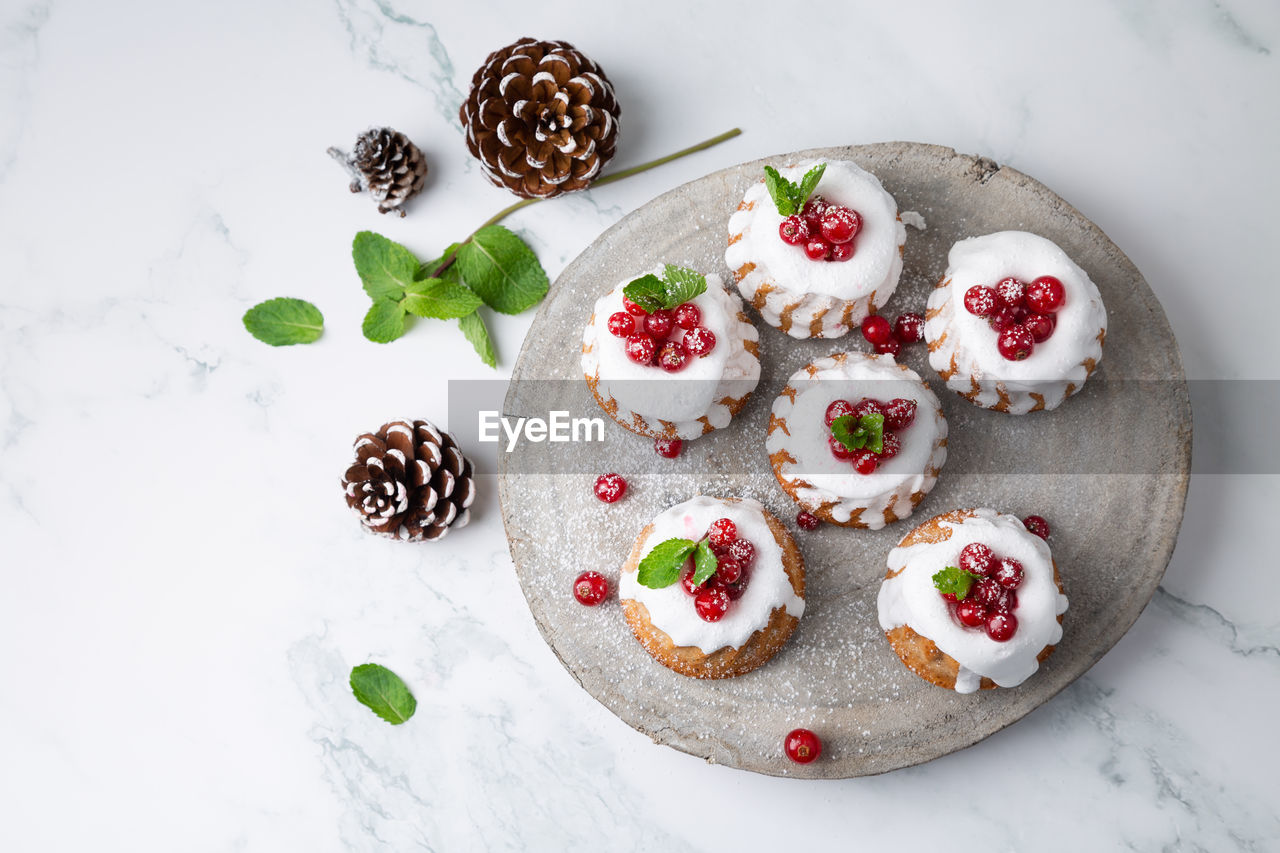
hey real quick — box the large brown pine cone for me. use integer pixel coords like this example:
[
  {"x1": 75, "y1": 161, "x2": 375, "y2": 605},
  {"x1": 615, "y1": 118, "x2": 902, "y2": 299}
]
[
  {"x1": 459, "y1": 37, "x2": 620, "y2": 199},
  {"x1": 341, "y1": 419, "x2": 475, "y2": 542}
]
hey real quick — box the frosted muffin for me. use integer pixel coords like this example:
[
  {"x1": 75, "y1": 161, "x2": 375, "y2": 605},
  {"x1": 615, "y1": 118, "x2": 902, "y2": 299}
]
[
  {"x1": 877, "y1": 508, "x2": 1068, "y2": 693},
  {"x1": 582, "y1": 265, "x2": 761, "y2": 440},
  {"x1": 726, "y1": 159, "x2": 906, "y2": 339},
  {"x1": 767, "y1": 352, "x2": 947, "y2": 529},
  {"x1": 925, "y1": 231, "x2": 1107, "y2": 414},
  {"x1": 619, "y1": 496, "x2": 805, "y2": 679}
]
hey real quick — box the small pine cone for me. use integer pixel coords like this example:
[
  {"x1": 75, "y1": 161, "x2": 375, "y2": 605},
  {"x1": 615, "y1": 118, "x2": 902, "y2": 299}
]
[
  {"x1": 341, "y1": 419, "x2": 476, "y2": 542},
  {"x1": 329, "y1": 128, "x2": 428, "y2": 216},
  {"x1": 460, "y1": 37, "x2": 620, "y2": 199}
]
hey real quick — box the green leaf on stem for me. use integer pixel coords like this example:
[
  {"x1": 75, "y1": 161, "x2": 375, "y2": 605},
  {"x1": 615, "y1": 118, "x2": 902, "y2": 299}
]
[
  {"x1": 456, "y1": 225, "x2": 549, "y2": 315},
  {"x1": 353, "y1": 231, "x2": 419, "y2": 301},
  {"x1": 458, "y1": 311, "x2": 496, "y2": 368},
  {"x1": 402, "y1": 278, "x2": 484, "y2": 320},
  {"x1": 362, "y1": 299, "x2": 407, "y2": 343}
]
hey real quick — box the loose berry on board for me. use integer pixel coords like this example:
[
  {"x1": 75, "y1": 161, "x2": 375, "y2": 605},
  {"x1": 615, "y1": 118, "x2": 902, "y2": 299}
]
[
  {"x1": 673, "y1": 302, "x2": 701, "y2": 330},
  {"x1": 985, "y1": 610, "x2": 1018, "y2": 642},
  {"x1": 779, "y1": 215, "x2": 810, "y2": 245},
  {"x1": 593, "y1": 473, "x2": 627, "y2": 503},
  {"x1": 681, "y1": 326, "x2": 717, "y2": 357},
  {"x1": 955, "y1": 598, "x2": 987, "y2": 627},
  {"x1": 883, "y1": 398, "x2": 917, "y2": 431},
  {"x1": 893, "y1": 312, "x2": 924, "y2": 344},
  {"x1": 993, "y1": 557, "x2": 1024, "y2": 589},
  {"x1": 728, "y1": 539, "x2": 755, "y2": 566},
  {"x1": 1023, "y1": 311, "x2": 1056, "y2": 343},
  {"x1": 573, "y1": 571, "x2": 609, "y2": 606},
  {"x1": 804, "y1": 239, "x2": 831, "y2": 261},
  {"x1": 874, "y1": 337, "x2": 902, "y2": 357},
  {"x1": 708, "y1": 518, "x2": 737, "y2": 547},
  {"x1": 996, "y1": 325, "x2": 1035, "y2": 361},
  {"x1": 860, "y1": 315, "x2": 892, "y2": 346},
  {"x1": 695, "y1": 587, "x2": 730, "y2": 622},
  {"x1": 644, "y1": 309, "x2": 674, "y2": 340},
  {"x1": 852, "y1": 449, "x2": 879, "y2": 475},
  {"x1": 1026, "y1": 276, "x2": 1065, "y2": 314},
  {"x1": 785, "y1": 728, "x2": 822, "y2": 764},
  {"x1": 824, "y1": 399, "x2": 857, "y2": 426},
  {"x1": 995, "y1": 277, "x2": 1026, "y2": 308},
  {"x1": 820, "y1": 206, "x2": 861, "y2": 244},
  {"x1": 796, "y1": 511, "x2": 820, "y2": 531},
  {"x1": 1023, "y1": 515, "x2": 1051, "y2": 540},
  {"x1": 607, "y1": 312, "x2": 635, "y2": 337},
  {"x1": 656, "y1": 342, "x2": 687, "y2": 372},
  {"x1": 654, "y1": 437, "x2": 683, "y2": 459},
  {"x1": 623, "y1": 296, "x2": 647, "y2": 316},
  {"x1": 829, "y1": 241, "x2": 856, "y2": 262},
  {"x1": 624, "y1": 334, "x2": 656, "y2": 365},
  {"x1": 959, "y1": 543, "x2": 996, "y2": 575},
  {"x1": 964, "y1": 285, "x2": 998, "y2": 317}
]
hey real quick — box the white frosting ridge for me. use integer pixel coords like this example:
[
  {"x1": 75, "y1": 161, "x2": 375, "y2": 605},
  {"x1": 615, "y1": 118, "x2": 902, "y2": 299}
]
[
  {"x1": 581, "y1": 271, "x2": 761, "y2": 439},
  {"x1": 726, "y1": 160, "x2": 906, "y2": 339},
  {"x1": 877, "y1": 508, "x2": 1068, "y2": 693},
  {"x1": 925, "y1": 231, "x2": 1107, "y2": 414},
  {"x1": 618, "y1": 496, "x2": 805, "y2": 654},
  {"x1": 766, "y1": 352, "x2": 947, "y2": 529}
]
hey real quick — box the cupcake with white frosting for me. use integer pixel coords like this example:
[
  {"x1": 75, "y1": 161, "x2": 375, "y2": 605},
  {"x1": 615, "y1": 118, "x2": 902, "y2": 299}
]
[
  {"x1": 582, "y1": 264, "x2": 761, "y2": 439},
  {"x1": 767, "y1": 352, "x2": 947, "y2": 529},
  {"x1": 619, "y1": 496, "x2": 805, "y2": 679},
  {"x1": 877, "y1": 508, "x2": 1067, "y2": 693},
  {"x1": 925, "y1": 231, "x2": 1107, "y2": 414},
  {"x1": 726, "y1": 159, "x2": 906, "y2": 339}
]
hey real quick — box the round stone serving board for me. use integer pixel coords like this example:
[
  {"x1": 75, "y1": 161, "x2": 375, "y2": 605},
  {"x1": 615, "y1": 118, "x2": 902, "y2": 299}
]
[{"x1": 497, "y1": 142, "x2": 1191, "y2": 778}]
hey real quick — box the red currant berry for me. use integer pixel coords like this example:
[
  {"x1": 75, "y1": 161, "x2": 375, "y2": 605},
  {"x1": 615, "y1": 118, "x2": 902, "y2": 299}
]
[
  {"x1": 728, "y1": 538, "x2": 755, "y2": 566},
  {"x1": 879, "y1": 431, "x2": 901, "y2": 459},
  {"x1": 680, "y1": 565, "x2": 704, "y2": 596},
  {"x1": 708, "y1": 518, "x2": 737, "y2": 547},
  {"x1": 716, "y1": 556, "x2": 744, "y2": 584},
  {"x1": 785, "y1": 728, "x2": 822, "y2": 764},
  {"x1": 1026, "y1": 276, "x2": 1066, "y2": 314},
  {"x1": 681, "y1": 326, "x2": 717, "y2": 357},
  {"x1": 824, "y1": 399, "x2": 856, "y2": 426},
  {"x1": 656, "y1": 342, "x2": 687, "y2": 373},
  {"x1": 994, "y1": 588, "x2": 1018, "y2": 613},
  {"x1": 644, "y1": 309, "x2": 674, "y2": 340},
  {"x1": 573, "y1": 571, "x2": 608, "y2": 606},
  {"x1": 985, "y1": 610, "x2": 1018, "y2": 642},
  {"x1": 958, "y1": 543, "x2": 995, "y2": 575},
  {"x1": 995, "y1": 277, "x2": 1026, "y2": 307},
  {"x1": 779, "y1": 215, "x2": 810, "y2": 246},
  {"x1": 852, "y1": 449, "x2": 879, "y2": 475},
  {"x1": 624, "y1": 334, "x2": 656, "y2": 365},
  {"x1": 607, "y1": 311, "x2": 635, "y2": 337},
  {"x1": 829, "y1": 241, "x2": 856, "y2": 262},
  {"x1": 893, "y1": 312, "x2": 924, "y2": 344},
  {"x1": 874, "y1": 337, "x2": 902, "y2": 357},
  {"x1": 1023, "y1": 515, "x2": 1051, "y2": 540},
  {"x1": 820, "y1": 206, "x2": 861, "y2": 244},
  {"x1": 654, "y1": 437, "x2": 683, "y2": 459},
  {"x1": 860, "y1": 315, "x2": 892, "y2": 345},
  {"x1": 725, "y1": 576, "x2": 749, "y2": 600},
  {"x1": 796, "y1": 511, "x2": 820, "y2": 531},
  {"x1": 802, "y1": 197, "x2": 829, "y2": 227},
  {"x1": 804, "y1": 239, "x2": 831, "y2": 261},
  {"x1": 1023, "y1": 312, "x2": 1056, "y2": 343},
  {"x1": 955, "y1": 597, "x2": 987, "y2": 627},
  {"x1": 972, "y1": 577, "x2": 1002, "y2": 608},
  {"x1": 828, "y1": 433, "x2": 858, "y2": 461},
  {"x1": 997, "y1": 325, "x2": 1035, "y2": 361},
  {"x1": 673, "y1": 302, "x2": 701, "y2": 330},
  {"x1": 852, "y1": 398, "x2": 885, "y2": 419},
  {"x1": 883, "y1": 398, "x2": 917, "y2": 431},
  {"x1": 623, "y1": 296, "x2": 647, "y2": 316},
  {"x1": 695, "y1": 587, "x2": 730, "y2": 622},
  {"x1": 942, "y1": 592, "x2": 958, "y2": 603},
  {"x1": 993, "y1": 557, "x2": 1024, "y2": 589},
  {"x1": 593, "y1": 473, "x2": 627, "y2": 503},
  {"x1": 964, "y1": 285, "x2": 998, "y2": 317},
  {"x1": 987, "y1": 305, "x2": 1019, "y2": 331}
]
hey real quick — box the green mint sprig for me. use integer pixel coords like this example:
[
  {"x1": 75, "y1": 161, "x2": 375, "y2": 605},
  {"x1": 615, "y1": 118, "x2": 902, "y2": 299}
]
[
  {"x1": 349, "y1": 663, "x2": 417, "y2": 725},
  {"x1": 831, "y1": 412, "x2": 885, "y2": 454},
  {"x1": 763, "y1": 163, "x2": 826, "y2": 216},
  {"x1": 932, "y1": 565, "x2": 981, "y2": 600},
  {"x1": 242, "y1": 297, "x2": 324, "y2": 346},
  {"x1": 637, "y1": 535, "x2": 723, "y2": 589},
  {"x1": 622, "y1": 264, "x2": 708, "y2": 314}
]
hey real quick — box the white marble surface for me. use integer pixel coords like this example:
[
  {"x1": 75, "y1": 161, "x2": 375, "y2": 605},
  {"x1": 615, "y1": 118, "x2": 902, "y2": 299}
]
[{"x1": 2, "y1": 1, "x2": 1278, "y2": 849}]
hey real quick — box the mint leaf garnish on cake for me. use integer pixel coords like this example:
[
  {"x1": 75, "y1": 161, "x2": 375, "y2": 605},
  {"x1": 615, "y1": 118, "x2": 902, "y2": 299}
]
[
  {"x1": 623, "y1": 265, "x2": 708, "y2": 314},
  {"x1": 763, "y1": 163, "x2": 826, "y2": 216},
  {"x1": 349, "y1": 663, "x2": 417, "y2": 725},
  {"x1": 831, "y1": 412, "x2": 885, "y2": 455},
  {"x1": 932, "y1": 565, "x2": 981, "y2": 600},
  {"x1": 637, "y1": 538, "x2": 698, "y2": 588},
  {"x1": 691, "y1": 539, "x2": 719, "y2": 587}
]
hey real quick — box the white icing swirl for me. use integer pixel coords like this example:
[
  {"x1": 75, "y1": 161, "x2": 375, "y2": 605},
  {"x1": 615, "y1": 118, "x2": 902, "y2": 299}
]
[
  {"x1": 619, "y1": 496, "x2": 805, "y2": 654},
  {"x1": 877, "y1": 508, "x2": 1068, "y2": 693},
  {"x1": 767, "y1": 352, "x2": 947, "y2": 529},
  {"x1": 726, "y1": 160, "x2": 906, "y2": 339},
  {"x1": 925, "y1": 231, "x2": 1107, "y2": 414},
  {"x1": 581, "y1": 271, "x2": 760, "y2": 438}
]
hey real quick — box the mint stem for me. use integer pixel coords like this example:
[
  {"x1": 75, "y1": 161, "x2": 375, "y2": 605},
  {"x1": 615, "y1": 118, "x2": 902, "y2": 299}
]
[{"x1": 427, "y1": 128, "x2": 742, "y2": 278}]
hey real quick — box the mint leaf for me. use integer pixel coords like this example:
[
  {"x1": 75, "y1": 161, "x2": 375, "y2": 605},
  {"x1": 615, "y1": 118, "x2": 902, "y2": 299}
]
[
  {"x1": 661, "y1": 264, "x2": 707, "y2": 307},
  {"x1": 353, "y1": 231, "x2": 419, "y2": 301},
  {"x1": 362, "y1": 300, "x2": 407, "y2": 343},
  {"x1": 932, "y1": 566, "x2": 981, "y2": 600},
  {"x1": 623, "y1": 274, "x2": 665, "y2": 314},
  {"x1": 417, "y1": 243, "x2": 464, "y2": 281},
  {"x1": 763, "y1": 165, "x2": 795, "y2": 216},
  {"x1": 242, "y1": 297, "x2": 323, "y2": 346},
  {"x1": 456, "y1": 225, "x2": 549, "y2": 315},
  {"x1": 859, "y1": 412, "x2": 884, "y2": 455},
  {"x1": 795, "y1": 163, "x2": 826, "y2": 210},
  {"x1": 691, "y1": 539, "x2": 718, "y2": 586},
  {"x1": 831, "y1": 412, "x2": 885, "y2": 454},
  {"x1": 402, "y1": 278, "x2": 484, "y2": 319},
  {"x1": 637, "y1": 538, "x2": 697, "y2": 589},
  {"x1": 458, "y1": 311, "x2": 496, "y2": 368},
  {"x1": 350, "y1": 663, "x2": 417, "y2": 725}
]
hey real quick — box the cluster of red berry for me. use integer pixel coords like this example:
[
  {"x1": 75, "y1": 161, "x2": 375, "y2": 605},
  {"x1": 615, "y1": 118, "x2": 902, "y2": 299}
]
[
  {"x1": 824, "y1": 396, "x2": 917, "y2": 475},
  {"x1": 859, "y1": 311, "x2": 922, "y2": 358},
  {"x1": 680, "y1": 518, "x2": 756, "y2": 622},
  {"x1": 608, "y1": 298, "x2": 717, "y2": 372},
  {"x1": 944, "y1": 543, "x2": 1027, "y2": 642},
  {"x1": 963, "y1": 275, "x2": 1066, "y2": 361},
  {"x1": 778, "y1": 196, "x2": 861, "y2": 262}
]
